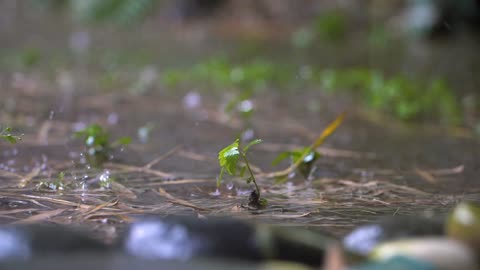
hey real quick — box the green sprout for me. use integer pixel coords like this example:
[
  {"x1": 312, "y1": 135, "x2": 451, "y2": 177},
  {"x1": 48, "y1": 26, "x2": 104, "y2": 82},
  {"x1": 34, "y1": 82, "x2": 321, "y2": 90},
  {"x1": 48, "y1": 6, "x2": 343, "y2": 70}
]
[
  {"x1": 74, "y1": 124, "x2": 131, "y2": 167},
  {"x1": 272, "y1": 147, "x2": 320, "y2": 179},
  {"x1": 270, "y1": 113, "x2": 345, "y2": 182},
  {"x1": 218, "y1": 138, "x2": 266, "y2": 207},
  {"x1": 0, "y1": 127, "x2": 21, "y2": 144},
  {"x1": 37, "y1": 171, "x2": 68, "y2": 191}
]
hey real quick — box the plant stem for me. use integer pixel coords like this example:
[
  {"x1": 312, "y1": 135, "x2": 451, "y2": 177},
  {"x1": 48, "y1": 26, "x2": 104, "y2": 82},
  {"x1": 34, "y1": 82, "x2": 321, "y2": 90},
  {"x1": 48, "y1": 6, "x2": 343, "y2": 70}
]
[{"x1": 240, "y1": 151, "x2": 260, "y2": 197}]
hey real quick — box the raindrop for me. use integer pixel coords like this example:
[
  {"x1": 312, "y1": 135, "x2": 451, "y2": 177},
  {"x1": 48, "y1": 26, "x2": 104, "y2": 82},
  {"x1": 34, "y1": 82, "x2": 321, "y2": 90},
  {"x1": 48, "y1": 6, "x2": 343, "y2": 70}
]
[
  {"x1": 69, "y1": 31, "x2": 91, "y2": 55},
  {"x1": 237, "y1": 100, "x2": 253, "y2": 113},
  {"x1": 183, "y1": 91, "x2": 202, "y2": 110},
  {"x1": 226, "y1": 182, "x2": 234, "y2": 190},
  {"x1": 107, "y1": 113, "x2": 119, "y2": 125},
  {"x1": 241, "y1": 128, "x2": 255, "y2": 142},
  {"x1": 209, "y1": 189, "x2": 221, "y2": 196}
]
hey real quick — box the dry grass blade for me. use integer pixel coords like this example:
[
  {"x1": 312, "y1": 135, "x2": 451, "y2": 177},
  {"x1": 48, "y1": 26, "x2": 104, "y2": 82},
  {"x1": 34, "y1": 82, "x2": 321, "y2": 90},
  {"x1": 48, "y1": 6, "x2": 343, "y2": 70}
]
[
  {"x1": 427, "y1": 165, "x2": 464, "y2": 176},
  {"x1": 0, "y1": 208, "x2": 38, "y2": 215},
  {"x1": 0, "y1": 192, "x2": 97, "y2": 209},
  {"x1": 81, "y1": 199, "x2": 119, "y2": 217},
  {"x1": 415, "y1": 168, "x2": 436, "y2": 183},
  {"x1": 156, "y1": 188, "x2": 211, "y2": 212},
  {"x1": 0, "y1": 169, "x2": 24, "y2": 179},
  {"x1": 111, "y1": 182, "x2": 137, "y2": 199},
  {"x1": 13, "y1": 209, "x2": 65, "y2": 224},
  {"x1": 18, "y1": 166, "x2": 41, "y2": 188},
  {"x1": 266, "y1": 212, "x2": 311, "y2": 219},
  {"x1": 156, "y1": 179, "x2": 211, "y2": 185},
  {"x1": 260, "y1": 113, "x2": 346, "y2": 178},
  {"x1": 106, "y1": 163, "x2": 174, "y2": 179},
  {"x1": 144, "y1": 145, "x2": 183, "y2": 169},
  {"x1": 178, "y1": 150, "x2": 215, "y2": 162}
]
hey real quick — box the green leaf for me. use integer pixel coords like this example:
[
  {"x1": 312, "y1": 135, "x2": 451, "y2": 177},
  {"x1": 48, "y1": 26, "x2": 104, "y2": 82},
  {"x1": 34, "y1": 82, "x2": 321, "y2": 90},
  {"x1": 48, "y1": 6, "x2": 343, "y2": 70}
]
[
  {"x1": 218, "y1": 139, "x2": 240, "y2": 176},
  {"x1": 3, "y1": 135, "x2": 17, "y2": 144},
  {"x1": 271, "y1": 152, "x2": 291, "y2": 166},
  {"x1": 246, "y1": 176, "x2": 253, "y2": 184},
  {"x1": 243, "y1": 139, "x2": 262, "y2": 153},
  {"x1": 114, "y1": 136, "x2": 132, "y2": 146},
  {"x1": 239, "y1": 165, "x2": 247, "y2": 178}
]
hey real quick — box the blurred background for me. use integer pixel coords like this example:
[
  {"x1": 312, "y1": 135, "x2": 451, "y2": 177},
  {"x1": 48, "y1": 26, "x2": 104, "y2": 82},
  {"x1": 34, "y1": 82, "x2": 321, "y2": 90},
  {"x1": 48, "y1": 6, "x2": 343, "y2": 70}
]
[
  {"x1": 1, "y1": 0, "x2": 480, "y2": 191},
  {"x1": 1, "y1": 0, "x2": 480, "y2": 128}
]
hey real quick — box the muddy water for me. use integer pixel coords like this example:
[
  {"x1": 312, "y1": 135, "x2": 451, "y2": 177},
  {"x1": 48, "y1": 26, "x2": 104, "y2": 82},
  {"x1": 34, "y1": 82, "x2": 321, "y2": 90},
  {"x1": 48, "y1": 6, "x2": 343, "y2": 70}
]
[
  {"x1": 1, "y1": 12, "x2": 480, "y2": 241},
  {"x1": 0, "y1": 88, "x2": 478, "y2": 239}
]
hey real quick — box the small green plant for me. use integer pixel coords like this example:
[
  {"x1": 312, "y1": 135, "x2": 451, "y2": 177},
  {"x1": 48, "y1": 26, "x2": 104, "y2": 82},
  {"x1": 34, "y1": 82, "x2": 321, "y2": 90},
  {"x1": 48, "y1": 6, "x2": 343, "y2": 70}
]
[
  {"x1": 37, "y1": 171, "x2": 68, "y2": 191},
  {"x1": 272, "y1": 147, "x2": 320, "y2": 179},
  {"x1": 218, "y1": 138, "x2": 266, "y2": 208},
  {"x1": 74, "y1": 124, "x2": 131, "y2": 167},
  {"x1": 0, "y1": 127, "x2": 21, "y2": 144},
  {"x1": 269, "y1": 113, "x2": 345, "y2": 182}
]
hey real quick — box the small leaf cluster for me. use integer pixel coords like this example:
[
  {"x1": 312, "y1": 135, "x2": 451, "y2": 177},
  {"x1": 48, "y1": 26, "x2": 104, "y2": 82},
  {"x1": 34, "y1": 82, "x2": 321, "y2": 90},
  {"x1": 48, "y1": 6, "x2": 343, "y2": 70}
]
[
  {"x1": 37, "y1": 172, "x2": 68, "y2": 191},
  {"x1": 272, "y1": 147, "x2": 320, "y2": 179},
  {"x1": 74, "y1": 124, "x2": 131, "y2": 167},
  {"x1": 0, "y1": 127, "x2": 21, "y2": 144}
]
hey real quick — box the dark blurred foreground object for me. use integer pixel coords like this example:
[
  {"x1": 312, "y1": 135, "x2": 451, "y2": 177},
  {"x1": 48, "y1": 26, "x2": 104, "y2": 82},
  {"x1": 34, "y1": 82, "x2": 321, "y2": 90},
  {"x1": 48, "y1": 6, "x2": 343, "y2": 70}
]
[
  {"x1": 446, "y1": 202, "x2": 480, "y2": 256},
  {"x1": 123, "y1": 216, "x2": 334, "y2": 267},
  {"x1": 0, "y1": 216, "x2": 334, "y2": 268},
  {"x1": 0, "y1": 254, "x2": 312, "y2": 270},
  {"x1": 0, "y1": 224, "x2": 107, "y2": 260},
  {"x1": 343, "y1": 215, "x2": 444, "y2": 257}
]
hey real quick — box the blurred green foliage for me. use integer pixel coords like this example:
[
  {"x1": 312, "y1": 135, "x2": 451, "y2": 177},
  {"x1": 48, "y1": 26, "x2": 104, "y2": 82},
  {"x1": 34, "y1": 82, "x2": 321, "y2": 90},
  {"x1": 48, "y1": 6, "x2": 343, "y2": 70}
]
[
  {"x1": 316, "y1": 68, "x2": 460, "y2": 123},
  {"x1": 162, "y1": 57, "x2": 290, "y2": 91},
  {"x1": 35, "y1": 0, "x2": 158, "y2": 24},
  {"x1": 162, "y1": 57, "x2": 460, "y2": 125},
  {"x1": 291, "y1": 10, "x2": 347, "y2": 48},
  {"x1": 74, "y1": 124, "x2": 131, "y2": 167},
  {"x1": 314, "y1": 10, "x2": 347, "y2": 41}
]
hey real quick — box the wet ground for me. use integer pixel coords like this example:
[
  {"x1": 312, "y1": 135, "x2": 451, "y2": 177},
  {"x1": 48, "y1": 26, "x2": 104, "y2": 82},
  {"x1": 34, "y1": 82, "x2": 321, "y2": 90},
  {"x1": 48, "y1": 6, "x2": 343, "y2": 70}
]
[{"x1": 1, "y1": 8, "x2": 480, "y2": 246}]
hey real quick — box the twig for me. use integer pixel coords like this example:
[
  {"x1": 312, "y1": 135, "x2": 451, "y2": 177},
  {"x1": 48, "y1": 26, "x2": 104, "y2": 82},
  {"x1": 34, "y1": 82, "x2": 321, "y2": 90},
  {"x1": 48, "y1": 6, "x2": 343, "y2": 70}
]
[
  {"x1": 156, "y1": 188, "x2": 211, "y2": 212},
  {"x1": 144, "y1": 145, "x2": 183, "y2": 169}
]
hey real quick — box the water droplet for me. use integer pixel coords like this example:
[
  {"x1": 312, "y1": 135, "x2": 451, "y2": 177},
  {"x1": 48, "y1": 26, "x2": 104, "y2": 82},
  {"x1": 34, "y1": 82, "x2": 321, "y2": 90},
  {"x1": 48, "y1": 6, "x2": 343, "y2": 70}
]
[
  {"x1": 183, "y1": 91, "x2": 202, "y2": 109},
  {"x1": 209, "y1": 189, "x2": 221, "y2": 196},
  {"x1": 107, "y1": 113, "x2": 119, "y2": 125},
  {"x1": 241, "y1": 128, "x2": 255, "y2": 142},
  {"x1": 226, "y1": 182, "x2": 234, "y2": 190},
  {"x1": 237, "y1": 100, "x2": 253, "y2": 113}
]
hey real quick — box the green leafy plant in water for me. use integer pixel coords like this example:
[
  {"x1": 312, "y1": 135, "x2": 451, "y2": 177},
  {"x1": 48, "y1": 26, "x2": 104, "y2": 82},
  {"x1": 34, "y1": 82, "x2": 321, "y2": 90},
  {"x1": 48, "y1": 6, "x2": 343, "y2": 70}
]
[
  {"x1": 272, "y1": 148, "x2": 320, "y2": 179},
  {"x1": 218, "y1": 138, "x2": 266, "y2": 208},
  {"x1": 74, "y1": 124, "x2": 131, "y2": 167},
  {"x1": 0, "y1": 127, "x2": 21, "y2": 144},
  {"x1": 270, "y1": 113, "x2": 345, "y2": 182},
  {"x1": 37, "y1": 171, "x2": 68, "y2": 191}
]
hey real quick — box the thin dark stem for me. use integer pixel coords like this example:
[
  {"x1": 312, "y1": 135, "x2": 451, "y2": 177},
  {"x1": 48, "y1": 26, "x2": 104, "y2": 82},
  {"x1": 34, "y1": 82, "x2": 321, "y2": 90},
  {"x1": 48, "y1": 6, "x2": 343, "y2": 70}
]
[{"x1": 240, "y1": 152, "x2": 260, "y2": 197}]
